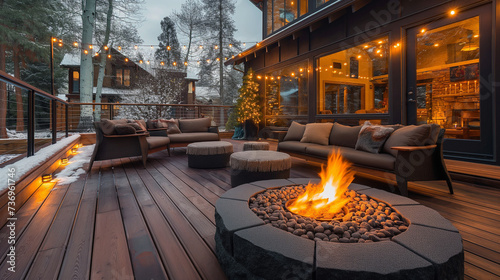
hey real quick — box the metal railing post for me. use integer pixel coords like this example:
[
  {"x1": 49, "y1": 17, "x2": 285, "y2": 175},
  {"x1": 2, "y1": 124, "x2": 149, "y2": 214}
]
[
  {"x1": 65, "y1": 104, "x2": 69, "y2": 137},
  {"x1": 52, "y1": 99, "x2": 57, "y2": 144},
  {"x1": 27, "y1": 90, "x2": 35, "y2": 156}
]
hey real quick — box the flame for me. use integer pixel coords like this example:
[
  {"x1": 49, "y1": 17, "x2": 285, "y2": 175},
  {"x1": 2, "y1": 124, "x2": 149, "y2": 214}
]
[{"x1": 288, "y1": 151, "x2": 355, "y2": 219}]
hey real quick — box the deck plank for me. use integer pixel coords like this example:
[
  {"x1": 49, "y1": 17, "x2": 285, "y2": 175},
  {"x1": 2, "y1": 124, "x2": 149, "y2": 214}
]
[{"x1": 0, "y1": 140, "x2": 499, "y2": 280}]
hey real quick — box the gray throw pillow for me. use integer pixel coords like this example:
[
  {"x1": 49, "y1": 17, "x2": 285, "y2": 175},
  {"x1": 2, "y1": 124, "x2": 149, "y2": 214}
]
[
  {"x1": 383, "y1": 125, "x2": 432, "y2": 157},
  {"x1": 283, "y1": 121, "x2": 306, "y2": 141},
  {"x1": 114, "y1": 124, "x2": 137, "y2": 135},
  {"x1": 329, "y1": 123, "x2": 362, "y2": 148},
  {"x1": 300, "y1": 123, "x2": 333, "y2": 145},
  {"x1": 100, "y1": 119, "x2": 129, "y2": 135},
  {"x1": 355, "y1": 121, "x2": 394, "y2": 153}
]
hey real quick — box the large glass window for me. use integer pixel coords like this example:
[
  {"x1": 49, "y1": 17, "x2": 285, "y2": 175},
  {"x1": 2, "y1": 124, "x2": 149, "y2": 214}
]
[
  {"x1": 416, "y1": 17, "x2": 480, "y2": 139},
  {"x1": 263, "y1": 61, "x2": 308, "y2": 126},
  {"x1": 266, "y1": 0, "x2": 307, "y2": 35},
  {"x1": 317, "y1": 37, "x2": 389, "y2": 116}
]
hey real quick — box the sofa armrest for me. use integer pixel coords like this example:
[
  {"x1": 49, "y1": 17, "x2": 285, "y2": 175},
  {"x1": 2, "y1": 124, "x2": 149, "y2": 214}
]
[
  {"x1": 391, "y1": 145, "x2": 437, "y2": 151},
  {"x1": 147, "y1": 127, "x2": 168, "y2": 137},
  {"x1": 277, "y1": 131, "x2": 287, "y2": 142},
  {"x1": 103, "y1": 132, "x2": 149, "y2": 138},
  {"x1": 147, "y1": 128, "x2": 169, "y2": 131},
  {"x1": 208, "y1": 126, "x2": 219, "y2": 134}
]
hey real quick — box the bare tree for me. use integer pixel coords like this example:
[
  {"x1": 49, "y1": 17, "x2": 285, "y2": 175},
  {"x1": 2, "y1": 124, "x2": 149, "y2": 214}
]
[{"x1": 172, "y1": 0, "x2": 204, "y2": 71}]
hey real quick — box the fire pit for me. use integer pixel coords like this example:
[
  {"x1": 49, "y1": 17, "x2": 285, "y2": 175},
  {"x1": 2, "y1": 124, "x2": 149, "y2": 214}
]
[
  {"x1": 215, "y1": 153, "x2": 463, "y2": 279},
  {"x1": 215, "y1": 179, "x2": 464, "y2": 279}
]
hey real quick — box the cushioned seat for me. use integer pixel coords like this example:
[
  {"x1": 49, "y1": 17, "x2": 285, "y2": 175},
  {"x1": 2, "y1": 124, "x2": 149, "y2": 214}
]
[
  {"x1": 243, "y1": 141, "x2": 270, "y2": 151},
  {"x1": 277, "y1": 141, "x2": 321, "y2": 154},
  {"x1": 168, "y1": 132, "x2": 220, "y2": 143},
  {"x1": 186, "y1": 141, "x2": 233, "y2": 168},
  {"x1": 230, "y1": 151, "x2": 291, "y2": 187},
  {"x1": 146, "y1": 136, "x2": 171, "y2": 150},
  {"x1": 305, "y1": 145, "x2": 395, "y2": 171}
]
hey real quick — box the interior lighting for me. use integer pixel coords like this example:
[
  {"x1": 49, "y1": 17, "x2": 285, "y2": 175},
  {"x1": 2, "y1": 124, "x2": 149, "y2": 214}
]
[
  {"x1": 450, "y1": 10, "x2": 456, "y2": 16},
  {"x1": 61, "y1": 158, "x2": 68, "y2": 164},
  {"x1": 357, "y1": 55, "x2": 361, "y2": 59},
  {"x1": 421, "y1": 28, "x2": 426, "y2": 33},
  {"x1": 378, "y1": 41, "x2": 383, "y2": 44},
  {"x1": 434, "y1": 43, "x2": 439, "y2": 47},
  {"x1": 473, "y1": 34, "x2": 479, "y2": 38},
  {"x1": 364, "y1": 45, "x2": 369, "y2": 48}
]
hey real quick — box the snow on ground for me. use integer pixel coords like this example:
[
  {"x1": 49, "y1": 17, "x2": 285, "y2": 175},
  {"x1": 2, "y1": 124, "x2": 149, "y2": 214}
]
[
  {"x1": 0, "y1": 134, "x2": 80, "y2": 192},
  {"x1": 5, "y1": 128, "x2": 71, "y2": 139},
  {"x1": 55, "y1": 144, "x2": 94, "y2": 185}
]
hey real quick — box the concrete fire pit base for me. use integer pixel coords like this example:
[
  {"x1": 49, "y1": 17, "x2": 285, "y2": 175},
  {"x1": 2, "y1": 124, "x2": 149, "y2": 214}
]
[{"x1": 215, "y1": 178, "x2": 464, "y2": 280}]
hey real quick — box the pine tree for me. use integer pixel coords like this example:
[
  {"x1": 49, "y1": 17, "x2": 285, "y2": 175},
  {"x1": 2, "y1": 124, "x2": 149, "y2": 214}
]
[
  {"x1": 155, "y1": 17, "x2": 182, "y2": 68},
  {"x1": 227, "y1": 69, "x2": 261, "y2": 128},
  {"x1": 199, "y1": 0, "x2": 242, "y2": 105}
]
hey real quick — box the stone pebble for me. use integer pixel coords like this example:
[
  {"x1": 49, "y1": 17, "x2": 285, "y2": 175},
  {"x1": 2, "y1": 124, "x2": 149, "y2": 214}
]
[{"x1": 250, "y1": 185, "x2": 409, "y2": 243}]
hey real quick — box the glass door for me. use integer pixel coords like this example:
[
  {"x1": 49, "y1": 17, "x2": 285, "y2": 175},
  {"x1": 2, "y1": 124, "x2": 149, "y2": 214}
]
[{"x1": 406, "y1": 6, "x2": 493, "y2": 158}]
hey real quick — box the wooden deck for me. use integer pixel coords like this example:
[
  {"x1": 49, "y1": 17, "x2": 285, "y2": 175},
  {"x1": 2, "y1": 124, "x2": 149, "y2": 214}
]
[{"x1": 0, "y1": 139, "x2": 499, "y2": 279}]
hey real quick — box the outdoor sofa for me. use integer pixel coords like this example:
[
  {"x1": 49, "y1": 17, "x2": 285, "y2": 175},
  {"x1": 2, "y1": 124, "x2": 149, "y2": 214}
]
[
  {"x1": 88, "y1": 117, "x2": 220, "y2": 171},
  {"x1": 277, "y1": 121, "x2": 453, "y2": 196}
]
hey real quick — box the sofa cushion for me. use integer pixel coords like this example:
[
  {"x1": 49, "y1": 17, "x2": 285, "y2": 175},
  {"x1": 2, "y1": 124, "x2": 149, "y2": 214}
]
[
  {"x1": 283, "y1": 121, "x2": 306, "y2": 141},
  {"x1": 300, "y1": 123, "x2": 333, "y2": 145},
  {"x1": 383, "y1": 125, "x2": 433, "y2": 157},
  {"x1": 355, "y1": 122, "x2": 394, "y2": 153},
  {"x1": 158, "y1": 118, "x2": 181, "y2": 134},
  {"x1": 278, "y1": 141, "x2": 321, "y2": 154},
  {"x1": 101, "y1": 119, "x2": 132, "y2": 135},
  {"x1": 179, "y1": 118, "x2": 211, "y2": 133},
  {"x1": 168, "y1": 132, "x2": 219, "y2": 143},
  {"x1": 303, "y1": 146, "x2": 395, "y2": 170},
  {"x1": 330, "y1": 123, "x2": 362, "y2": 148},
  {"x1": 146, "y1": 136, "x2": 170, "y2": 150},
  {"x1": 135, "y1": 120, "x2": 148, "y2": 131}
]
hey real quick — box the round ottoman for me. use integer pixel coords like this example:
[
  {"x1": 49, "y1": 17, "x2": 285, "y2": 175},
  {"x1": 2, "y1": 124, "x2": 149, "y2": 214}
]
[
  {"x1": 243, "y1": 141, "x2": 270, "y2": 151},
  {"x1": 187, "y1": 141, "x2": 233, "y2": 169},
  {"x1": 230, "y1": 151, "x2": 291, "y2": 187}
]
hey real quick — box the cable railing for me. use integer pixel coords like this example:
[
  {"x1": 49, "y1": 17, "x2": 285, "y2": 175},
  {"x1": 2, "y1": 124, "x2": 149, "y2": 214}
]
[{"x1": 0, "y1": 70, "x2": 233, "y2": 166}]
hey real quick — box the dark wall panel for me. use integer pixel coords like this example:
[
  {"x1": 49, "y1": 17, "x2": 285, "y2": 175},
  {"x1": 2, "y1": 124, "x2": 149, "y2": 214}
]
[
  {"x1": 297, "y1": 29, "x2": 310, "y2": 55},
  {"x1": 265, "y1": 44, "x2": 280, "y2": 66},
  {"x1": 346, "y1": 1, "x2": 401, "y2": 38},
  {"x1": 310, "y1": 18, "x2": 346, "y2": 51},
  {"x1": 280, "y1": 36, "x2": 298, "y2": 62}
]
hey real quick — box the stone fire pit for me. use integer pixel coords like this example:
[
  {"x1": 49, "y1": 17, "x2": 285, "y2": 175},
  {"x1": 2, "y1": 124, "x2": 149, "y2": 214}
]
[{"x1": 215, "y1": 178, "x2": 464, "y2": 280}]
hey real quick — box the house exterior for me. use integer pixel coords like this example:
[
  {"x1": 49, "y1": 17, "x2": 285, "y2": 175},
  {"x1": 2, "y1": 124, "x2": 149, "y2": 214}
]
[
  {"x1": 227, "y1": 0, "x2": 500, "y2": 165},
  {"x1": 60, "y1": 48, "x2": 197, "y2": 105}
]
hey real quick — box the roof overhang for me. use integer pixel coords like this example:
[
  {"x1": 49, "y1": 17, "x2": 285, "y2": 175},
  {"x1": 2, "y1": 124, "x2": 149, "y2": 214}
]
[
  {"x1": 228, "y1": 0, "x2": 366, "y2": 66},
  {"x1": 249, "y1": 0, "x2": 263, "y2": 10}
]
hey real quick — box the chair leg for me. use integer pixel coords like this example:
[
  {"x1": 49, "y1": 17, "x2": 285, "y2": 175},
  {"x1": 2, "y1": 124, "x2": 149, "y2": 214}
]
[
  {"x1": 167, "y1": 144, "x2": 171, "y2": 157},
  {"x1": 445, "y1": 175, "x2": 454, "y2": 194},
  {"x1": 396, "y1": 176, "x2": 409, "y2": 197},
  {"x1": 87, "y1": 159, "x2": 94, "y2": 173}
]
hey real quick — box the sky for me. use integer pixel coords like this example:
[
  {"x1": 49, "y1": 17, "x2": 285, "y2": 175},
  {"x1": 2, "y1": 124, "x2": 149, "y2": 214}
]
[{"x1": 137, "y1": 0, "x2": 263, "y2": 46}]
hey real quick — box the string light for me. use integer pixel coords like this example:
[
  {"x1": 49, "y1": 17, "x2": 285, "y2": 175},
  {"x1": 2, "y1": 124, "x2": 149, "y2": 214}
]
[
  {"x1": 73, "y1": 42, "x2": 78, "y2": 47},
  {"x1": 107, "y1": 54, "x2": 111, "y2": 58},
  {"x1": 229, "y1": 44, "x2": 233, "y2": 48},
  {"x1": 118, "y1": 46, "x2": 122, "y2": 50},
  {"x1": 150, "y1": 45, "x2": 154, "y2": 49},
  {"x1": 104, "y1": 45, "x2": 109, "y2": 50},
  {"x1": 421, "y1": 28, "x2": 426, "y2": 33},
  {"x1": 52, "y1": 37, "x2": 57, "y2": 42},
  {"x1": 83, "y1": 49, "x2": 88, "y2": 54},
  {"x1": 167, "y1": 46, "x2": 171, "y2": 50},
  {"x1": 172, "y1": 61, "x2": 177, "y2": 66},
  {"x1": 216, "y1": 57, "x2": 220, "y2": 61},
  {"x1": 139, "y1": 60, "x2": 143, "y2": 64},
  {"x1": 146, "y1": 60, "x2": 150, "y2": 64},
  {"x1": 183, "y1": 45, "x2": 186, "y2": 49},
  {"x1": 199, "y1": 45, "x2": 203, "y2": 49},
  {"x1": 450, "y1": 10, "x2": 456, "y2": 16},
  {"x1": 197, "y1": 60, "x2": 200, "y2": 64},
  {"x1": 160, "y1": 61, "x2": 165, "y2": 65},
  {"x1": 206, "y1": 59, "x2": 211, "y2": 63},
  {"x1": 214, "y1": 45, "x2": 219, "y2": 49},
  {"x1": 184, "y1": 61, "x2": 188, "y2": 66},
  {"x1": 134, "y1": 45, "x2": 138, "y2": 49},
  {"x1": 95, "y1": 52, "x2": 99, "y2": 56},
  {"x1": 125, "y1": 58, "x2": 129, "y2": 62},
  {"x1": 89, "y1": 45, "x2": 93, "y2": 49}
]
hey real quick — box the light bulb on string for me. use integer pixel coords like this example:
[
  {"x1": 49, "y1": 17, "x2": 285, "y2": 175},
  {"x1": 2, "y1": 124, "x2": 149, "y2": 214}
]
[
  {"x1": 160, "y1": 61, "x2": 165, "y2": 66},
  {"x1": 118, "y1": 46, "x2": 122, "y2": 51},
  {"x1": 73, "y1": 42, "x2": 78, "y2": 47},
  {"x1": 107, "y1": 54, "x2": 111, "y2": 59},
  {"x1": 167, "y1": 46, "x2": 171, "y2": 50},
  {"x1": 104, "y1": 45, "x2": 109, "y2": 50},
  {"x1": 89, "y1": 45, "x2": 93, "y2": 49},
  {"x1": 134, "y1": 45, "x2": 138, "y2": 49}
]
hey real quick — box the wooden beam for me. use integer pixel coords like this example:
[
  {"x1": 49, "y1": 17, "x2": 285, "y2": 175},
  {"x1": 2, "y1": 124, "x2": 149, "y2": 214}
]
[
  {"x1": 328, "y1": 9, "x2": 347, "y2": 23},
  {"x1": 352, "y1": 0, "x2": 371, "y2": 13}
]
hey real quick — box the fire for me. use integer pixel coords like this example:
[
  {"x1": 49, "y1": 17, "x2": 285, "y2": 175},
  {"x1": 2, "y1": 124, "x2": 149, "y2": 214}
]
[{"x1": 288, "y1": 151, "x2": 355, "y2": 220}]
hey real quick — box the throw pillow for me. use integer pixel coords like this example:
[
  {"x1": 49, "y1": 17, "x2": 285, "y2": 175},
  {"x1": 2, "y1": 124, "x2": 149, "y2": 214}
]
[
  {"x1": 128, "y1": 122, "x2": 143, "y2": 132},
  {"x1": 134, "y1": 120, "x2": 147, "y2": 131},
  {"x1": 100, "y1": 119, "x2": 129, "y2": 135},
  {"x1": 355, "y1": 121, "x2": 394, "y2": 153},
  {"x1": 114, "y1": 124, "x2": 137, "y2": 135},
  {"x1": 329, "y1": 123, "x2": 362, "y2": 148},
  {"x1": 283, "y1": 121, "x2": 306, "y2": 141},
  {"x1": 383, "y1": 125, "x2": 432, "y2": 157},
  {"x1": 300, "y1": 123, "x2": 334, "y2": 145},
  {"x1": 179, "y1": 118, "x2": 211, "y2": 133}
]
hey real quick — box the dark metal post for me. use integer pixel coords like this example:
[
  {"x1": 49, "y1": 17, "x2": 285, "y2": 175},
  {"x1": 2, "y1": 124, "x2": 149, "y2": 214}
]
[
  {"x1": 52, "y1": 99, "x2": 57, "y2": 144},
  {"x1": 27, "y1": 90, "x2": 35, "y2": 156},
  {"x1": 110, "y1": 105, "x2": 114, "y2": 120},
  {"x1": 65, "y1": 104, "x2": 69, "y2": 137}
]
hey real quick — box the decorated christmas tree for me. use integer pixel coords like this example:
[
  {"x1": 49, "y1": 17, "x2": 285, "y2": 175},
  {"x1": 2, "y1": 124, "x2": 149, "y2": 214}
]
[{"x1": 226, "y1": 68, "x2": 262, "y2": 139}]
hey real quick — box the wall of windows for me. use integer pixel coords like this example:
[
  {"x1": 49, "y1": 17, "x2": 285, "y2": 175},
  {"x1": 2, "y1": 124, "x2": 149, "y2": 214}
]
[
  {"x1": 415, "y1": 17, "x2": 480, "y2": 139},
  {"x1": 266, "y1": 0, "x2": 307, "y2": 35},
  {"x1": 316, "y1": 37, "x2": 389, "y2": 121},
  {"x1": 263, "y1": 61, "x2": 309, "y2": 126}
]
